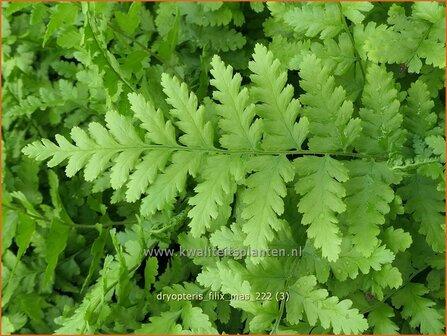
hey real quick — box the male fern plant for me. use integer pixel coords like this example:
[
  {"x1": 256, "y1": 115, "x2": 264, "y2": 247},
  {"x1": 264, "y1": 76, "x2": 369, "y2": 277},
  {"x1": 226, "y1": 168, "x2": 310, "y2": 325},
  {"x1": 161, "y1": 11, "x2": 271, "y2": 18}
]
[{"x1": 3, "y1": 1, "x2": 445, "y2": 335}]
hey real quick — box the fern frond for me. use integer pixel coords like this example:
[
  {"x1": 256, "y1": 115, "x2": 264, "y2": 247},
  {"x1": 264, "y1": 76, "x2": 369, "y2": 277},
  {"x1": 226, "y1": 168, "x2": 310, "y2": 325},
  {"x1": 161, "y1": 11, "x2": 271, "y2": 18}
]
[
  {"x1": 286, "y1": 275, "x2": 368, "y2": 334},
  {"x1": 55, "y1": 223, "x2": 149, "y2": 334},
  {"x1": 329, "y1": 239, "x2": 395, "y2": 281},
  {"x1": 355, "y1": 64, "x2": 405, "y2": 155},
  {"x1": 180, "y1": 302, "x2": 217, "y2": 334},
  {"x1": 210, "y1": 55, "x2": 262, "y2": 150},
  {"x1": 398, "y1": 176, "x2": 445, "y2": 252},
  {"x1": 135, "y1": 311, "x2": 183, "y2": 334},
  {"x1": 161, "y1": 73, "x2": 214, "y2": 148},
  {"x1": 9, "y1": 2, "x2": 447, "y2": 334},
  {"x1": 391, "y1": 283, "x2": 444, "y2": 334},
  {"x1": 126, "y1": 150, "x2": 172, "y2": 203},
  {"x1": 249, "y1": 44, "x2": 309, "y2": 151},
  {"x1": 22, "y1": 110, "x2": 145, "y2": 187},
  {"x1": 241, "y1": 155, "x2": 294, "y2": 250},
  {"x1": 141, "y1": 151, "x2": 203, "y2": 216},
  {"x1": 282, "y1": 3, "x2": 344, "y2": 39},
  {"x1": 198, "y1": 260, "x2": 260, "y2": 315},
  {"x1": 364, "y1": 3, "x2": 445, "y2": 73},
  {"x1": 364, "y1": 264, "x2": 402, "y2": 300},
  {"x1": 339, "y1": 2, "x2": 373, "y2": 24},
  {"x1": 128, "y1": 92, "x2": 178, "y2": 146},
  {"x1": 299, "y1": 54, "x2": 361, "y2": 152},
  {"x1": 342, "y1": 160, "x2": 401, "y2": 256},
  {"x1": 382, "y1": 227, "x2": 412, "y2": 254},
  {"x1": 182, "y1": 2, "x2": 232, "y2": 27},
  {"x1": 294, "y1": 156, "x2": 348, "y2": 261},
  {"x1": 268, "y1": 35, "x2": 310, "y2": 71},
  {"x1": 23, "y1": 46, "x2": 308, "y2": 240},
  {"x1": 188, "y1": 155, "x2": 244, "y2": 237},
  {"x1": 195, "y1": 27, "x2": 246, "y2": 52},
  {"x1": 311, "y1": 33, "x2": 356, "y2": 76},
  {"x1": 402, "y1": 79, "x2": 437, "y2": 139},
  {"x1": 367, "y1": 303, "x2": 399, "y2": 334},
  {"x1": 209, "y1": 223, "x2": 246, "y2": 251}
]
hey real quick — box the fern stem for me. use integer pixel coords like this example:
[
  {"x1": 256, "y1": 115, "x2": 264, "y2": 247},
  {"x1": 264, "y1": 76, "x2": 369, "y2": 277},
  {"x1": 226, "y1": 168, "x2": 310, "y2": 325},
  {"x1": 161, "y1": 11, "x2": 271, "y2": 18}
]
[
  {"x1": 361, "y1": 266, "x2": 430, "y2": 315},
  {"x1": 337, "y1": 3, "x2": 366, "y2": 83},
  {"x1": 44, "y1": 141, "x2": 386, "y2": 160},
  {"x1": 86, "y1": 4, "x2": 136, "y2": 92},
  {"x1": 270, "y1": 291, "x2": 287, "y2": 335},
  {"x1": 270, "y1": 258, "x2": 301, "y2": 334}
]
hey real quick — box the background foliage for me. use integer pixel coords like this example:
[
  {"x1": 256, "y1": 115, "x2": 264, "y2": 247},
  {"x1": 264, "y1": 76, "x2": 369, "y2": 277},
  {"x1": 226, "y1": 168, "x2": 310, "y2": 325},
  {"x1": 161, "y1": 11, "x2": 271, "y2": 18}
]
[{"x1": 2, "y1": 1, "x2": 446, "y2": 334}]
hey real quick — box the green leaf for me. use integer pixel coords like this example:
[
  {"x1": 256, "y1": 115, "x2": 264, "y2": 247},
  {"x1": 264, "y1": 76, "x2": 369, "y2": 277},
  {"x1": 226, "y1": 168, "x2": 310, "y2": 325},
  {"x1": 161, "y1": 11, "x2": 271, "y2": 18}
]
[
  {"x1": 403, "y1": 79, "x2": 436, "y2": 138},
  {"x1": 368, "y1": 303, "x2": 399, "y2": 334},
  {"x1": 294, "y1": 156, "x2": 349, "y2": 261},
  {"x1": 128, "y1": 92, "x2": 178, "y2": 146},
  {"x1": 343, "y1": 160, "x2": 401, "y2": 256},
  {"x1": 81, "y1": 225, "x2": 108, "y2": 292},
  {"x1": 43, "y1": 3, "x2": 79, "y2": 46},
  {"x1": 286, "y1": 275, "x2": 368, "y2": 334},
  {"x1": 115, "y1": 2, "x2": 142, "y2": 35},
  {"x1": 44, "y1": 219, "x2": 71, "y2": 286},
  {"x1": 355, "y1": 64, "x2": 405, "y2": 155},
  {"x1": 181, "y1": 302, "x2": 218, "y2": 334},
  {"x1": 382, "y1": 227, "x2": 412, "y2": 253},
  {"x1": 210, "y1": 55, "x2": 262, "y2": 150},
  {"x1": 340, "y1": 2, "x2": 373, "y2": 24},
  {"x1": 365, "y1": 264, "x2": 402, "y2": 300},
  {"x1": 125, "y1": 149, "x2": 172, "y2": 203},
  {"x1": 242, "y1": 155, "x2": 294, "y2": 250},
  {"x1": 282, "y1": 3, "x2": 344, "y2": 39},
  {"x1": 161, "y1": 74, "x2": 214, "y2": 148},
  {"x1": 144, "y1": 257, "x2": 158, "y2": 291},
  {"x1": 249, "y1": 44, "x2": 309, "y2": 150},
  {"x1": 364, "y1": 3, "x2": 445, "y2": 73},
  {"x1": 15, "y1": 212, "x2": 35, "y2": 259},
  {"x1": 391, "y1": 283, "x2": 444, "y2": 334},
  {"x1": 135, "y1": 310, "x2": 183, "y2": 334},
  {"x1": 299, "y1": 54, "x2": 361, "y2": 152},
  {"x1": 140, "y1": 151, "x2": 202, "y2": 216},
  {"x1": 188, "y1": 154, "x2": 244, "y2": 237},
  {"x1": 157, "y1": 10, "x2": 180, "y2": 61},
  {"x1": 330, "y1": 240, "x2": 395, "y2": 281},
  {"x1": 426, "y1": 135, "x2": 446, "y2": 162},
  {"x1": 310, "y1": 33, "x2": 356, "y2": 76},
  {"x1": 198, "y1": 260, "x2": 259, "y2": 315},
  {"x1": 398, "y1": 176, "x2": 445, "y2": 252}
]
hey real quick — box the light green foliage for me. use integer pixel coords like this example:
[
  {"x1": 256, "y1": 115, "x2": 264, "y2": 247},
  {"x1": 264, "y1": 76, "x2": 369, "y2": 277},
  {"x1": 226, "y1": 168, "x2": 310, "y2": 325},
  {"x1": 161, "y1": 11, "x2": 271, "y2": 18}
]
[
  {"x1": 282, "y1": 3, "x2": 344, "y2": 39},
  {"x1": 364, "y1": 2, "x2": 445, "y2": 73},
  {"x1": 355, "y1": 64, "x2": 405, "y2": 155},
  {"x1": 398, "y1": 176, "x2": 445, "y2": 252},
  {"x1": 295, "y1": 156, "x2": 348, "y2": 261},
  {"x1": 299, "y1": 55, "x2": 361, "y2": 152},
  {"x1": 249, "y1": 44, "x2": 309, "y2": 150},
  {"x1": 188, "y1": 155, "x2": 244, "y2": 237},
  {"x1": 161, "y1": 74, "x2": 214, "y2": 148},
  {"x1": 241, "y1": 155, "x2": 294, "y2": 250},
  {"x1": 368, "y1": 303, "x2": 399, "y2": 334},
  {"x1": 342, "y1": 161, "x2": 401, "y2": 256},
  {"x1": 4, "y1": 1, "x2": 446, "y2": 335},
  {"x1": 286, "y1": 275, "x2": 368, "y2": 333},
  {"x1": 403, "y1": 80, "x2": 437, "y2": 139},
  {"x1": 392, "y1": 284, "x2": 444, "y2": 334},
  {"x1": 210, "y1": 55, "x2": 262, "y2": 150},
  {"x1": 329, "y1": 240, "x2": 395, "y2": 281}
]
